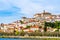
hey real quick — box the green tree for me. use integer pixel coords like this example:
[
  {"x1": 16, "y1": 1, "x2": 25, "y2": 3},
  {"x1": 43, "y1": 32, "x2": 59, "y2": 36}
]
[
  {"x1": 19, "y1": 30, "x2": 25, "y2": 36},
  {"x1": 15, "y1": 31, "x2": 19, "y2": 36},
  {"x1": 26, "y1": 25, "x2": 31, "y2": 29},
  {"x1": 55, "y1": 21, "x2": 60, "y2": 31},
  {"x1": 20, "y1": 20, "x2": 24, "y2": 24},
  {"x1": 44, "y1": 21, "x2": 47, "y2": 32}
]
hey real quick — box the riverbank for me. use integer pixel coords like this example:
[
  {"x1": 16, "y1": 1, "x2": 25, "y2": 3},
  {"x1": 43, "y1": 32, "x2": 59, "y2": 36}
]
[
  {"x1": 0, "y1": 36, "x2": 60, "y2": 38},
  {"x1": 0, "y1": 38, "x2": 60, "y2": 40}
]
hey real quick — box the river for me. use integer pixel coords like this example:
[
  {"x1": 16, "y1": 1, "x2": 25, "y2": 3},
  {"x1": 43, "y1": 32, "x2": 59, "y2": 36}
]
[
  {"x1": 0, "y1": 38, "x2": 40, "y2": 40},
  {"x1": 0, "y1": 38, "x2": 60, "y2": 40}
]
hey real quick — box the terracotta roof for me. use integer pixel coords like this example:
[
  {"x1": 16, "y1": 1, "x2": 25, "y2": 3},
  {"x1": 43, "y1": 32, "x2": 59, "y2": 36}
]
[
  {"x1": 0, "y1": 30, "x2": 4, "y2": 32},
  {"x1": 28, "y1": 30, "x2": 33, "y2": 32},
  {"x1": 31, "y1": 25, "x2": 39, "y2": 28}
]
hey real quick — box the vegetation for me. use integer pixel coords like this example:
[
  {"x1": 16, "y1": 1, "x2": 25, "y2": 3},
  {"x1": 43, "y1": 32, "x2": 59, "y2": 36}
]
[
  {"x1": 44, "y1": 21, "x2": 60, "y2": 32},
  {"x1": 46, "y1": 21, "x2": 60, "y2": 28},
  {"x1": 26, "y1": 25, "x2": 31, "y2": 29},
  {"x1": 44, "y1": 22, "x2": 55, "y2": 28},
  {"x1": 0, "y1": 21, "x2": 60, "y2": 37},
  {"x1": 19, "y1": 30, "x2": 25, "y2": 36},
  {"x1": 20, "y1": 20, "x2": 24, "y2": 24},
  {"x1": 55, "y1": 21, "x2": 60, "y2": 31},
  {"x1": 28, "y1": 32, "x2": 60, "y2": 36},
  {"x1": 0, "y1": 31, "x2": 60, "y2": 37},
  {"x1": 44, "y1": 21, "x2": 47, "y2": 32},
  {"x1": 0, "y1": 32, "x2": 14, "y2": 36}
]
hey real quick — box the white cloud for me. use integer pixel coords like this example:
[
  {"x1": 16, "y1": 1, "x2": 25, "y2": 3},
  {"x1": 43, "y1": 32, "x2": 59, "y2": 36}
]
[
  {"x1": 7, "y1": 0, "x2": 44, "y2": 17},
  {"x1": 8, "y1": 0, "x2": 56, "y2": 14},
  {"x1": 1, "y1": 0, "x2": 57, "y2": 15},
  {"x1": 0, "y1": 0, "x2": 60, "y2": 23}
]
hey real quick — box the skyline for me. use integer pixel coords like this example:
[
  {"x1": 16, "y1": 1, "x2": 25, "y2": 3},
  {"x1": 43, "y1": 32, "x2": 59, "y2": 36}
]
[{"x1": 0, "y1": 0, "x2": 60, "y2": 23}]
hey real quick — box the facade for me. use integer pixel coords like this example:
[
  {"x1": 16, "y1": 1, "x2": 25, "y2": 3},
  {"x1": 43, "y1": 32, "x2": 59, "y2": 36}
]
[
  {"x1": 0, "y1": 10, "x2": 60, "y2": 33},
  {"x1": 34, "y1": 11, "x2": 60, "y2": 22}
]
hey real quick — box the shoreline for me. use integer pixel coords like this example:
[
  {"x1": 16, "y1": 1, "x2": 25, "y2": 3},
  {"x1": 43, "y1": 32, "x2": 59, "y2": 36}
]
[{"x1": 0, "y1": 36, "x2": 60, "y2": 38}]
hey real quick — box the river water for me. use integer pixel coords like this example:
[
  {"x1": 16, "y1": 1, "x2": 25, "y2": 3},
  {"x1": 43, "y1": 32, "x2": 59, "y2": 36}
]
[{"x1": 0, "y1": 38, "x2": 41, "y2": 40}]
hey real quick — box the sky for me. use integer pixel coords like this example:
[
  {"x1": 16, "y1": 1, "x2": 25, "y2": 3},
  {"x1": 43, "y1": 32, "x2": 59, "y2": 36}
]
[{"x1": 0, "y1": 0, "x2": 60, "y2": 24}]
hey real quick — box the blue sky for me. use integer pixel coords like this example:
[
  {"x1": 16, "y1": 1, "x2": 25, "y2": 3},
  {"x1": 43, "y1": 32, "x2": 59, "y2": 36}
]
[{"x1": 0, "y1": 0, "x2": 60, "y2": 24}]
